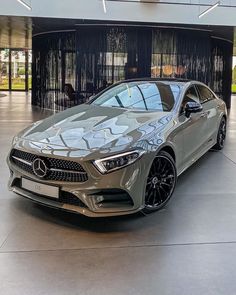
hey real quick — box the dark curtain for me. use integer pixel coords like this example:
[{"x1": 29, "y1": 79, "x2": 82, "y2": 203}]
[
  {"x1": 151, "y1": 29, "x2": 211, "y2": 84},
  {"x1": 32, "y1": 26, "x2": 233, "y2": 110},
  {"x1": 32, "y1": 32, "x2": 76, "y2": 110},
  {"x1": 76, "y1": 26, "x2": 151, "y2": 98},
  {"x1": 137, "y1": 28, "x2": 152, "y2": 78},
  {"x1": 151, "y1": 28, "x2": 232, "y2": 108},
  {"x1": 211, "y1": 37, "x2": 233, "y2": 108},
  {"x1": 177, "y1": 30, "x2": 211, "y2": 83}
]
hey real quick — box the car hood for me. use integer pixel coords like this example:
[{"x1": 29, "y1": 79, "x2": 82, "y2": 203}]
[{"x1": 16, "y1": 104, "x2": 172, "y2": 158}]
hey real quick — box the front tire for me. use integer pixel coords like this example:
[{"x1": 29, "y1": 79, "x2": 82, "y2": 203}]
[
  {"x1": 142, "y1": 151, "x2": 177, "y2": 214},
  {"x1": 213, "y1": 117, "x2": 227, "y2": 150}
]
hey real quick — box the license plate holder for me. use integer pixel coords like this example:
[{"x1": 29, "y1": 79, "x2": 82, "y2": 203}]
[{"x1": 21, "y1": 178, "x2": 59, "y2": 199}]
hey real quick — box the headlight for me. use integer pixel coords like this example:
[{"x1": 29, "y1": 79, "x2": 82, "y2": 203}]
[
  {"x1": 93, "y1": 150, "x2": 146, "y2": 174},
  {"x1": 12, "y1": 135, "x2": 19, "y2": 145}
]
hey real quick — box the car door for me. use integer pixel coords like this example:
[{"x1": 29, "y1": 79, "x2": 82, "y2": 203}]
[
  {"x1": 196, "y1": 84, "x2": 219, "y2": 146},
  {"x1": 178, "y1": 85, "x2": 208, "y2": 168}
]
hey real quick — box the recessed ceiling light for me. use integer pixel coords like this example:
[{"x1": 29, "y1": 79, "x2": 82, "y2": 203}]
[
  {"x1": 199, "y1": 1, "x2": 220, "y2": 18},
  {"x1": 17, "y1": 0, "x2": 32, "y2": 11},
  {"x1": 103, "y1": 0, "x2": 107, "y2": 13}
]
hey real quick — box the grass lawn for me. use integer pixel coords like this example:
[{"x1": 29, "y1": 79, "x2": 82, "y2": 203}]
[
  {"x1": 0, "y1": 77, "x2": 31, "y2": 90},
  {"x1": 232, "y1": 84, "x2": 236, "y2": 93}
]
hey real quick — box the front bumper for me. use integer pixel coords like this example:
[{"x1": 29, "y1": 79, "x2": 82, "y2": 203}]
[
  {"x1": 10, "y1": 185, "x2": 142, "y2": 217},
  {"x1": 7, "y1": 149, "x2": 151, "y2": 217}
]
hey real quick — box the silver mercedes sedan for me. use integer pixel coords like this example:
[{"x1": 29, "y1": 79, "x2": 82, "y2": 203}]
[{"x1": 7, "y1": 79, "x2": 227, "y2": 217}]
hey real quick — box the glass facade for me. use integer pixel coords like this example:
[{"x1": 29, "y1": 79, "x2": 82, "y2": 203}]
[
  {"x1": 0, "y1": 49, "x2": 32, "y2": 91},
  {"x1": 0, "y1": 49, "x2": 9, "y2": 90}
]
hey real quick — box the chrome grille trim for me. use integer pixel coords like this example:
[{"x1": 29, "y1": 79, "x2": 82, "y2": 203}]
[
  {"x1": 12, "y1": 156, "x2": 32, "y2": 166},
  {"x1": 50, "y1": 168, "x2": 87, "y2": 174}
]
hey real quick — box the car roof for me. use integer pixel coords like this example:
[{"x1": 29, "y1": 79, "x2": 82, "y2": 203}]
[{"x1": 116, "y1": 78, "x2": 194, "y2": 85}]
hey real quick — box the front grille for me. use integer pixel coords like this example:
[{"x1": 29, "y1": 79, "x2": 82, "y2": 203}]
[{"x1": 10, "y1": 149, "x2": 88, "y2": 182}]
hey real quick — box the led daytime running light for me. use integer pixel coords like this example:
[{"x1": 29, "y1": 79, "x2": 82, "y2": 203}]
[{"x1": 93, "y1": 150, "x2": 145, "y2": 174}]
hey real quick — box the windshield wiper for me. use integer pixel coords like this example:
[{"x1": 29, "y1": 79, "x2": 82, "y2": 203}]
[
  {"x1": 110, "y1": 105, "x2": 125, "y2": 109},
  {"x1": 114, "y1": 95, "x2": 124, "y2": 108}
]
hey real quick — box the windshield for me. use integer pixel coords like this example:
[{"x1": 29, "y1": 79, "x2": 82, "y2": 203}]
[{"x1": 91, "y1": 81, "x2": 181, "y2": 112}]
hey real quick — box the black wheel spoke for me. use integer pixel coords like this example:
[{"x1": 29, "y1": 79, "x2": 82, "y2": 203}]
[
  {"x1": 165, "y1": 174, "x2": 174, "y2": 180},
  {"x1": 161, "y1": 182, "x2": 172, "y2": 188},
  {"x1": 159, "y1": 184, "x2": 168, "y2": 196},
  {"x1": 160, "y1": 160, "x2": 167, "y2": 173},
  {"x1": 146, "y1": 189, "x2": 154, "y2": 203},
  {"x1": 152, "y1": 190, "x2": 157, "y2": 206},
  {"x1": 156, "y1": 158, "x2": 162, "y2": 172},
  {"x1": 147, "y1": 185, "x2": 153, "y2": 194},
  {"x1": 217, "y1": 119, "x2": 226, "y2": 149},
  {"x1": 145, "y1": 154, "x2": 176, "y2": 209},
  {"x1": 156, "y1": 186, "x2": 163, "y2": 204}
]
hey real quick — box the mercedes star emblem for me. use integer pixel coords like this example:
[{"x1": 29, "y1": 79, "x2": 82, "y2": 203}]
[{"x1": 32, "y1": 158, "x2": 48, "y2": 178}]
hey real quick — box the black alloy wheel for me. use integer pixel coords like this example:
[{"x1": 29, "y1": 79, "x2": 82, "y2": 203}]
[
  {"x1": 214, "y1": 117, "x2": 227, "y2": 150},
  {"x1": 143, "y1": 151, "x2": 177, "y2": 214}
]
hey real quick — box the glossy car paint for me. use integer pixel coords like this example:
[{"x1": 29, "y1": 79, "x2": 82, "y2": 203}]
[{"x1": 7, "y1": 80, "x2": 227, "y2": 217}]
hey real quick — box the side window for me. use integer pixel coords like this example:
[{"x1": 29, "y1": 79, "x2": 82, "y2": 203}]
[
  {"x1": 197, "y1": 85, "x2": 215, "y2": 103},
  {"x1": 180, "y1": 86, "x2": 199, "y2": 114}
]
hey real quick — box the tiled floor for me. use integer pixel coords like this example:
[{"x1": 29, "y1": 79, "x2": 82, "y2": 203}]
[{"x1": 1, "y1": 92, "x2": 236, "y2": 295}]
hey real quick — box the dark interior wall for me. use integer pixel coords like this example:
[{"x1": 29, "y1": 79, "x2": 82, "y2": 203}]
[{"x1": 32, "y1": 25, "x2": 233, "y2": 110}]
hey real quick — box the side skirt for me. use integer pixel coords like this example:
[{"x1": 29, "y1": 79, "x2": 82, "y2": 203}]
[{"x1": 177, "y1": 140, "x2": 217, "y2": 177}]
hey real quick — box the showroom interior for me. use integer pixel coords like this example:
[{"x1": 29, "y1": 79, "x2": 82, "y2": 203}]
[{"x1": 1, "y1": 0, "x2": 236, "y2": 294}]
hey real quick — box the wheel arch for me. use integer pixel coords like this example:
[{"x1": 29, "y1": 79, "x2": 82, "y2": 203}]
[
  {"x1": 159, "y1": 145, "x2": 176, "y2": 162},
  {"x1": 222, "y1": 114, "x2": 227, "y2": 122},
  {"x1": 217, "y1": 112, "x2": 227, "y2": 132}
]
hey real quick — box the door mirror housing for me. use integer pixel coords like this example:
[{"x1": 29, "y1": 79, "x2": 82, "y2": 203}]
[
  {"x1": 88, "y1": 94, "x2": 95, "y2": 100},
  {"x1": 185, "y1": 101, "x2": 203, "y2": 118},
  {"x1": 87, "y1": 95, "x2": 96, "y2": 103}
]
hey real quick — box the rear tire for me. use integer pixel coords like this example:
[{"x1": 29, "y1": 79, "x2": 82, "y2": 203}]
[
  {"x1": 213, "y1": 117, "x2": 227, "y2": 150},
  {"x1": 142, "y1": 151, "x2": 177, "y2": 214}
]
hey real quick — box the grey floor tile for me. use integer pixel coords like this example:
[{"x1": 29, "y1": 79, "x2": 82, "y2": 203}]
[
  {"x1": 175, "y1": 151, "x2": 236, "y2": 195},
  {"x1": 0, "y1": 244, "x2": 236, "y2": 295},
  {"x1": 0, "y1": 199, "x2": 28, "y2": 247},
  {"x1": 2, "y1": 191, "x2": 236, "y2": 252}
]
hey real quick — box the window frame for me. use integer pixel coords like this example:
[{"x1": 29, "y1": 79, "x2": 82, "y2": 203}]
[{"x1": 196, "y1": 84, "x2": 216, "y2": 104}]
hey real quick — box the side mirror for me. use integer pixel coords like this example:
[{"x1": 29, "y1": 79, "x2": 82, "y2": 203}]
[
  {"x1": 88, "y1": 95, "x2": 95, "y2": 100},
  {"x1": 185, "y1": 101, "x2": 203, "y2": 118},
  {"x1": 87, "y1": 95, "x2": 96, "y2": 103}
]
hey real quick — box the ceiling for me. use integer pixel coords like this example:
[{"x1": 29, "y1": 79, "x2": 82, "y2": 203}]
[
  {"x1": 0, "y1": 15, "x2": 234, "y2": 51},
  {"x1": 0, "y1": 16, "x2": 31, "y2": 49}
]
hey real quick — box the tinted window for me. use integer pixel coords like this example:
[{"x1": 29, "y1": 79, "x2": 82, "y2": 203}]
[
  {"x1": 180, "y1": 86, "x2": 199, "y2": 114},
  {"x1": 197, "y1": 85, "x2": 215, "y2": 103},
  {"x1": 92, "y1": 82, "x2": 181, "y2": 112}
]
